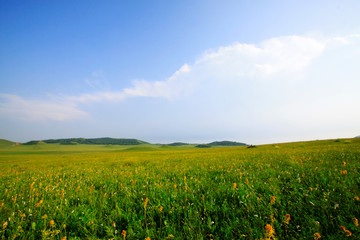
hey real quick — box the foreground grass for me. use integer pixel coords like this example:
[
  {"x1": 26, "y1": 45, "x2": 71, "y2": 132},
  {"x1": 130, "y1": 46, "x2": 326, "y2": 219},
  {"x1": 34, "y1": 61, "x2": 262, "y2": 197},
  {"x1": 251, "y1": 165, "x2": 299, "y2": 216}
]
[{"x1": 0, "y1": 139, "x2": 359, "y2": 239}]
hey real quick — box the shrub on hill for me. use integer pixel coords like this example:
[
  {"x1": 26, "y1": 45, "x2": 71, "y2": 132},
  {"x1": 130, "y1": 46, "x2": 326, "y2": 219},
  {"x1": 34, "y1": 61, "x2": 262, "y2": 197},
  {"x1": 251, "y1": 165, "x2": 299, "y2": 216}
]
[{"x1": 168, "y1": 142, "x2": 189, "y2": 146}]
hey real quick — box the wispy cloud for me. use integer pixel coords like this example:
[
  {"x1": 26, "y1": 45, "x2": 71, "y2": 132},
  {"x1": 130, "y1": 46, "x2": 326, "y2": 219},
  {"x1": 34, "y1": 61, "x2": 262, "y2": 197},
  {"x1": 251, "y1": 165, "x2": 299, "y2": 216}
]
[
  {"x1": 70, "y1": 64, "x2": 192, "y2": 103},
  {"x1": 68, "y1": 35, "x2": 329, "y2": 103},
  {"x1": 195, "y1": 35, "x2": 326, "y2": 79},
  {"x1": 0, "y1": 94, "x2": 88, "y2": 121}
]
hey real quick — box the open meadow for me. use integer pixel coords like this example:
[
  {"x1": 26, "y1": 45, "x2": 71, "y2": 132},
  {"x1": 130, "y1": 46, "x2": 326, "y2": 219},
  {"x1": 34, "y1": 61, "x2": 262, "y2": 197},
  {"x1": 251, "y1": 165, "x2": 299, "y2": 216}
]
[{"x1": 0, "y1": 138, "x2": 359, "y2": 239}]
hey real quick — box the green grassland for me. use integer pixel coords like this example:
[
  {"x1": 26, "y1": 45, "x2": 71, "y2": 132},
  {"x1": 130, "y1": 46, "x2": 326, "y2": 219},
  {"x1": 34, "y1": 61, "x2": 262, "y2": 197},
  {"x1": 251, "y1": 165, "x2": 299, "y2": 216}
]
[{"x1": 0, "y1": 138, "x2": 359, "y2": 239}]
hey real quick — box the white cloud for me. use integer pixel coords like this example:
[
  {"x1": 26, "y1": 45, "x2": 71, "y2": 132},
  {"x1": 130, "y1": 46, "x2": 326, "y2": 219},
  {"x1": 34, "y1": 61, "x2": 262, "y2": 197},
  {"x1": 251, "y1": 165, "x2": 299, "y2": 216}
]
[
  {"x1": 66, "y1": 35, "x2": 328, "y2": 104},
  {"x1": 0, "y1": 94, "x2": 88, "y2": 121},
  {"x1": 192, "y1": 35, "x2": 327, "y2": 84}
]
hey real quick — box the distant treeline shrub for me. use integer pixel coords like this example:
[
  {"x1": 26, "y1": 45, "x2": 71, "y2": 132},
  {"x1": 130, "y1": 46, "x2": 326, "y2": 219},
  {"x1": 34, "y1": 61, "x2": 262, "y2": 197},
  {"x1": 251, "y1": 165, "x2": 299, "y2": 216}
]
[
  {"x1": 195, "y1": 144, "x2": 212, "y2": 148},
  {"x1": 22, "y1": 141, "x2": 46, "y2": 145}
]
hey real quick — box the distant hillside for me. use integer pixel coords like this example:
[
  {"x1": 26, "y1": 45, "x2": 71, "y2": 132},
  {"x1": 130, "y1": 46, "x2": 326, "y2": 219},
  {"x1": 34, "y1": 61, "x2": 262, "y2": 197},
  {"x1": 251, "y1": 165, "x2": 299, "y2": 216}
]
[
  {"x1": 168, "y1": 142, "x2": 190, "y2": 146},
  {"x1": 25, "y1": 137, "x2": 148, "y2": 145},
  {"x1": 195, "y1": 141, "x2": 247, "y2": 148},
  {"x1": 208, "y1": 141, "x2": 247, "y2": 146},
  {"x1": 0, "y1": 139, "x2": 15, "y2": 146}
]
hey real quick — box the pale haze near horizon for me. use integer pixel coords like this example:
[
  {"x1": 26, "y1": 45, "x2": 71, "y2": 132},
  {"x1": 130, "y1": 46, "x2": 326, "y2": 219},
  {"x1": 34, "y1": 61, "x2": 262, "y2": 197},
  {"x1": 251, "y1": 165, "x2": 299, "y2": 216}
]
[{"x1": 1, "y1": 1, "x2": 360, "y2": 145}]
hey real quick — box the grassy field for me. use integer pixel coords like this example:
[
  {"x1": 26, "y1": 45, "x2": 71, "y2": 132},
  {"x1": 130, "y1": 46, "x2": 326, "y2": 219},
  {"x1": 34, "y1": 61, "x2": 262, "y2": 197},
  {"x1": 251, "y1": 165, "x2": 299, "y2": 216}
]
[{"x1": 0, "y1": 138, "x2": 359, "y2": 239}]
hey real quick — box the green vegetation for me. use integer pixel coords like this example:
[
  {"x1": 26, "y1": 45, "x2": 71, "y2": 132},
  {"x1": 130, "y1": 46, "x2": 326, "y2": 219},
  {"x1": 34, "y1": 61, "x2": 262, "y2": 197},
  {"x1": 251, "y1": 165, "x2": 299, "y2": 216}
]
[
  {"x1": 22, "y1": 141, "x2": 47, "y2": 145},
  {"x1": 195, "y1": 144, "x2": 212, "y2": 148},
  {"x1": 0, "y1": 138, "x2": 359, "y2": 239},
  {"x1": 208, "y1": 141, "x2": 247, "y2": 146}
]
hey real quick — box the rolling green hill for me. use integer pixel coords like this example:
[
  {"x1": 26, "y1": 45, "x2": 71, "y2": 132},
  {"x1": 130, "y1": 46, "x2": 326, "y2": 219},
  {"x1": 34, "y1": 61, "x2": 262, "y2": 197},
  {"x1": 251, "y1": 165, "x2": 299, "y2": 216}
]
[
  {"x1": 24, "y1": 137, "x2": 149, "y2": 145},
  {"x1": 22, "y1": 138, "x2": 248, "y2": 147},
  {"x1": 0, "y1": 139, "x2": 15, "y2": 147}
]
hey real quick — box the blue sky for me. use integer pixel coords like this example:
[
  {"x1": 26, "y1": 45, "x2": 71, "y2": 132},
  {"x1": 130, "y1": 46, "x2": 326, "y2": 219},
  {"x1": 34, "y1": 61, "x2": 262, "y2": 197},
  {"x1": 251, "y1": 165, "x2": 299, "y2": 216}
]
[{"x1": 1, "y1": 0, "x2": 360, "y2": 144}]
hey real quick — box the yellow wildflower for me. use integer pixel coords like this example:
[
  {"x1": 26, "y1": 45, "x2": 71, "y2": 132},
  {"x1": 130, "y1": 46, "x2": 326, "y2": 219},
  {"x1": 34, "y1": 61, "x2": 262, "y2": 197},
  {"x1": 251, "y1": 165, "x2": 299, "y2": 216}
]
[
  {"x1": 354, "y1": 196, "x2": 360, "y2": 201},
  {"x1": 353, "y1": 218, "x2": 358, "y2": 227},
  {"x1": 283, "y1": 214, "x2": 291, "y2": 224},
  {"x1": 159, "y1": 206, "x2": 163, "y2": 212},
  {"x1": 3, "y1": 221, "x2": 8, "y2": 229},
  {"x1": 264, "y1": 224, "x2": 275, "y2": 239},
  {"x1": 61, "y1": 237, "x2": 67, "y2": 240},
  {"x1": 144, "y1": 197, "x2": 149, "y2": 210},
  {"x1": 49, "y1": 220, "x2": 55, "y2": 228},
  {"x1": 314, "y1": 233, "x2": 321, "y2": 240},
  {"x1": 145, "y1": 238, "x2": 151, "y2": 240},
  {"x1": 245, "y1": 179, "x2": 249, "y2": 185},
  {"x1": 232, "y1": 183, "x2": 237, "y2": 190},
  {"x1": 343, "y1": 161, "x2": 346, "y2": 166},
  {"x1": 270, "y1": 196, "x2": 276, "y2": 205},
  {"x1": 35, "y1": 198, "x2": 43, "y2": 207},
  {"x1": 121, "y1": 230, "x2": 126, "y2": 239}
]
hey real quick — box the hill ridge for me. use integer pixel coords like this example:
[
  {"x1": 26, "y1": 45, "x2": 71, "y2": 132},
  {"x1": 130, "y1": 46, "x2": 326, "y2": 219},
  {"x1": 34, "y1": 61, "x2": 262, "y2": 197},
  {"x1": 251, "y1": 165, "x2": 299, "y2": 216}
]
[{"x1": 24, "y1": 137, "x2": 148, "y2": 145}]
